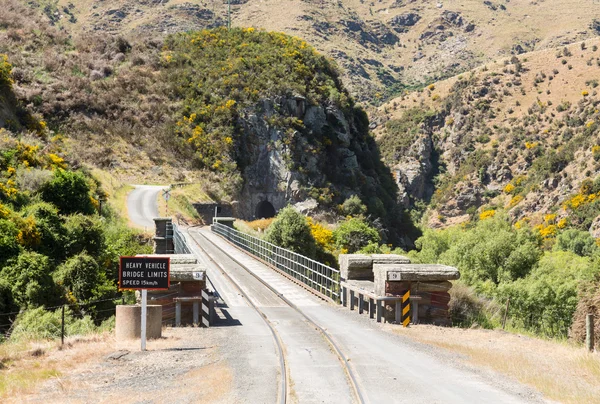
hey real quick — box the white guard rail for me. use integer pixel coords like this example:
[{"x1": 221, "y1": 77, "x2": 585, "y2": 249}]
[{"x1": 211, "y1": 221, "x2": 340, "y2": 302}]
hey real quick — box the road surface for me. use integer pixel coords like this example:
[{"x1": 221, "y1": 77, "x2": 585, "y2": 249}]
[
  {"x1": 126, "y1": 185, "x2": 166, "y2": 229},
  {"x1": 186, "y1": 227, "x2": 544, "y2": 404}
]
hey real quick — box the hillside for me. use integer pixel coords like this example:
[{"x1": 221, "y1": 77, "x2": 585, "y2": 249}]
[
  {"x1": 22, "y1": 0, "x2": 600, "y2": 104},
  {"x1": 0, "y1": 1, "x2": 417, "y2": 245},
  {"x1": 375, "y1": 37, "x2": 600, "y2": 234}
]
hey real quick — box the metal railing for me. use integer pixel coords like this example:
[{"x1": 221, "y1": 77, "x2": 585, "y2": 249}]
[
  {"x1": 211, "y1": 221, "x2": 340, "y2": 302},
  {"x1": 173, "y1": 223, "x2": 192, "y2": 254}
]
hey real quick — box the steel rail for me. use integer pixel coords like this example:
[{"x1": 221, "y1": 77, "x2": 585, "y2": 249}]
[
  {"x1": 193, "y1": 229, "x2": 366, "y2": 404},
  {"x1": 187, "y1": 230, "x2": 289, "y2": 404}
]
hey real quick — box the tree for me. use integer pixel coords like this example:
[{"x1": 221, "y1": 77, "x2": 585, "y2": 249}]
[
  {"x1": 22, "y1": 202, "x2": 66, "y2": 261},
  {"x1": 342, "y1": 195, "x2": 367, "y2": 216},
  {"x1": 64, "y1": 214, "x2": 105, "y2": 257},
  {"x1": 265, "y1": 206, "x2": 316, "y2": 257},
  {"x1": 40, "y1": 169, "x2": 94, "y2": 215},
  {"x1": 554, "y1": 228, "x2": 598, "y2": 257},
  {"x1": 54, "y1": 253, "x2": 101, "y2": 303},
  {"x1": 333, "y1": 217, "x2": 380, "y2": 253},
  {"x1": 0, "y1": 251, "x2": 60, "y2": 308}
]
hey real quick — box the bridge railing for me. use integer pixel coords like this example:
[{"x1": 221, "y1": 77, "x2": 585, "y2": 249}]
[
  {"x1": 173, "y1": 223, "x2": 192, "y2": 255},
  {"x1": 211, "y1": 221, "x2": 340, "y2": 302}
]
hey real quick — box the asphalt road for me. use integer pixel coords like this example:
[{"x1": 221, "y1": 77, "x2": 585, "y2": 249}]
[
  {"x1": 185, "y1": 228, "x2": 545, "y2": 404},
  {"x1": 126, "y1": 185, "x2": 166, "y2": 229}
]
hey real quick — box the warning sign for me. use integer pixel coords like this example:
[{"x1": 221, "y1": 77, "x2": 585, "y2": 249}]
[{"x1": 119, "y1": 256, "x2": 170, "y2": 290}]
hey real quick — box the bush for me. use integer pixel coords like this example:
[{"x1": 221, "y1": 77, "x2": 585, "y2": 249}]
[
  {"x1": 496, "y1": 251, "x2": 599, "y2": 337},
  {"x1": 10, "y1": 307, "x2": 96, "y2": 341},
  {"x1": 0, "y1": 251, "x2": 60, "y2": 308},
  {"x1": 0, "y1": 278, "x2": 18, "y2": 332},
  {"x1": 40, "y1": 169, "x2": 95, "y2": 215},
  {"x1": 333, "y1": 217, "x2": 380, "y2": 253},
  {"x1": 21, "y1": 202, "x2": 66, "y2": 261},
  {"x1": 265, "y1": 206, "x2": 316, "y2": 257},
  {"x1": 554, "y1": 228, "x2": 598, "y2": 257},
  {"x1": 63, "y1": 214, "x2": 105, "y2": 257},
  {"x1": 449, "y1": 282, "x2": 498, "y2": 328},
  {"x1": 54, "y1": 253, "x2": 101, "y2": 303},
  {"x1": 341, "y1": 195, "x2": 367, "y2": 216},
  {"x1": 0, "y1": 218, "x2": 21, "y2": 267}
]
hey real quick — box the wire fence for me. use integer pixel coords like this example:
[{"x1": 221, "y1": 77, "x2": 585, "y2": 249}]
[
  {"x1": 0, "y1": 296, "x2": 126, "y2": 342},
  {"x1": 211, "y1": 221, "x2": 340, "y2": 302}
]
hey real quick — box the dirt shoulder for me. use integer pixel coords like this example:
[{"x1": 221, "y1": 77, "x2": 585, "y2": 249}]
[
  {"x1": 3, "y1": 327, "x2": 234, "y2": 404},
  {"x1": 388, "y1": 324, "x2": 600, "y2": 404}
]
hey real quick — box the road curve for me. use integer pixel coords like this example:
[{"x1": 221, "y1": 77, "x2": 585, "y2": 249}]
[
  {"x1": 189, "y1": 227, "x2": 544, "y2": 404},
  {"x1": 127, "y1": 185, "x2": 166, "y2": 230}
]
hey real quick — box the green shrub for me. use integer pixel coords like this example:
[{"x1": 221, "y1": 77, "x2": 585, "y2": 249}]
[
  {"x1": 448, "y1": 282, "x2": 498, "y2": 328},
  {"x1": 496, "y1": 251, "x2": 599, "y2": 337},
  {"x1": 0, "y1": 219, "x2": 21, "y2": 268},
  {"x1": 10, "y1": 307, "x2": 96, "y2": 341},
  {"x1": 411, "y1": 215, "x2": 542, "y2": 287},
  {"x1": 341, "y1": 195, "x2": 367, "y2": 216},
  {"x1": 0, "y1": 278, "x2": 18, "y2": 332},
  {"x1": 40, "y1": 169, "x2": 95, "y2": 215},
  {"x1": 265, "y1": 206, "x2": 316, "y2": 257},
  {"x1": 554, "y1": 229, "x2": 598, "y2": 257},
  {"x1": 333, "y1": 217, "x2": 380, "y2": 253},
  {"x1": 21, "y1": 202, "x2": 66, "y2": 261},
  {"x1": 54, "y1": 253, "x2": 101, "y2": 303},
  {"x1": 0, "y1": 251, "x2": 60, "y2": 308},
  {"x1": 63, "y1": 214, "x2": 105, "y2": 257}
]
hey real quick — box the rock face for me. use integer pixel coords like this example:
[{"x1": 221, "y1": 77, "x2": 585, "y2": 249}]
[
  {"x1": 590, "y1": 216, "x2": 600, "y2": 238},
  {"x1": 389, "y1": 13, "x2": 421, "y2": 33},
  {"x1": 392, "y1": 134, "x2": 435, "y2": 207},
  {"x1": 235, "y1": 96, "x2": 400, "y2": 231}
]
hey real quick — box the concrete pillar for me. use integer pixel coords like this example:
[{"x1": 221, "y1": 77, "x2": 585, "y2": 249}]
[{"x1": 116, "y1": 305, "x2": 162, "y2": 341}]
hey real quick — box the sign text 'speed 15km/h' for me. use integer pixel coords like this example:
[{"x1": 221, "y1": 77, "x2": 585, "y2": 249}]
[{"x1": 119, "y1": 256, "x2": 171, "y2": 290}]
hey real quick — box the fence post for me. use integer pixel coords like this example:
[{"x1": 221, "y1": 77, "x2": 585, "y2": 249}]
[
  {"x1": 61, "y1": 305, "x2": 65, "y2": 345},
  {"x1": 587, "y1": 314, "x2": 595, "y2": 353},
  {"x1": 502, "y1": 298, "x2": 510, "y2": 330}
]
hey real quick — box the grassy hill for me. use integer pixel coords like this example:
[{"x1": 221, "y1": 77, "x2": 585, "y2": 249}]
[
  {"x1": 21, "y1": 0, "x2": 600, "y2": 104},
  {"x1": 375, "y1": 37, "x2": 600, "y2": 234}
]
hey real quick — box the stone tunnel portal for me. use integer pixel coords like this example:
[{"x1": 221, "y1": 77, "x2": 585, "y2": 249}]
[{"x1": 255, "y1": 200, "x2": 276, "y2": 219}]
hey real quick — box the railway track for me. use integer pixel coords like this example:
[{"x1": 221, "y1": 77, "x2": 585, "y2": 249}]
[{"x1": 188, "y1": 229, "x2": 365, "y2": 404}]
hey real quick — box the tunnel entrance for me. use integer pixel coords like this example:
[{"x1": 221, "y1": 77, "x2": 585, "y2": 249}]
[{"x1": 255, "y1": 200, "x2": 276, "y2": 219}]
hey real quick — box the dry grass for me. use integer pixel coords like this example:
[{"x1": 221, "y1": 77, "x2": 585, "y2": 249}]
[
  {"x1": 0, "y1": 334, "x2": 114, "y2": 400},
  {"x1": 391, "y1": 324, "x2": 600, "y2": 404},
  {"x1": 158, "y1": 183, "x2": 213, "y2": 225}
]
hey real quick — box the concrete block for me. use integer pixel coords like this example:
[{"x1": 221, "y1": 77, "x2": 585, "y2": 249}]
[
  {"x1": 115, "y1": 305, "x2": 162, "y2": 341},
  {"x1": 339, "y1": 254, "x2": 374, "y2": 281},
  {"x1": 371, "y1": 254, "x2": 411, "y2": 265},
  {"x1": 374, "y1": 264, "x2": 460, "y2": 282}
]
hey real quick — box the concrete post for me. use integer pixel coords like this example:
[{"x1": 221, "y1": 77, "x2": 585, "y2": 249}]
[{"x1": 587, "y1": 314, "x2": 595, "y2": 352}]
